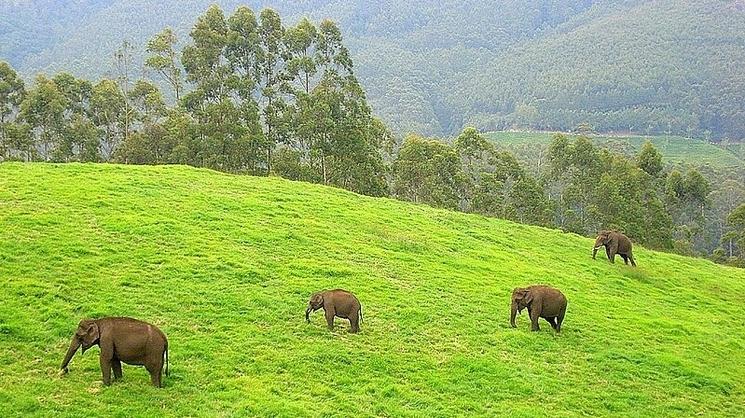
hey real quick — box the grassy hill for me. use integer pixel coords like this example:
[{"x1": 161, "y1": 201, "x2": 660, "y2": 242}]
[
  {"x1": 485, "y1": 131, "x2": 745, "y2": 170},
  {"x1": 1, "y1": 163, "x2": 744, "y2": 416}
]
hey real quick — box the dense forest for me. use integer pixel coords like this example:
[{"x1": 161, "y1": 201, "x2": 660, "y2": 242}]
[
  {"x1": 1, "y1": 4, "x2": 744, "y2": 267},
  {"x1": 2, "y1": 0, "x2": 744, "y2": 139}
]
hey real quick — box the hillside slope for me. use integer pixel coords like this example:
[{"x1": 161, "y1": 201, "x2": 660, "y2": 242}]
[
  {"x1": 2, "y1": 0, "x2": 744, "y2": 139},
  {"x1": 485, "y1": 131, "x2": 745, "y2": 170},
  {"x1": 1, "y1": 163, "x2": 744, "y2": 416}
]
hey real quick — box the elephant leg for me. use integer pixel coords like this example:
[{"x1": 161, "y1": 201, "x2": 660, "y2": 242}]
[
  {"x1": 609, "y1": 252, "x2": 616, "y2": 263},
  {"x1": 621, "y1": 254, "x2": 629, "y2": 265},
  {"x1": 325, "y1": 308, "x2": 336, "y2": 331},
  {"x1": 556, "y1": 305, "x2": 567, "y2": 333},
  {"x1": 530, "y1": 307, "x2": 541, "y2": 331},
  {"x1": 629, "y1": 253, "x2": 637, "y2": 267},
  {"x1": 605, "y1": 247, "x2": 611, "y2": 261},
  {"x1": 546, "y1": 317, "x2": 558, "y2": 330},
  {"x1": 112, "y1": 358, "x2": 123, "y2": 380},
  {"x1": 100, "y1": 355, "x2": 112, "y2": 386},
  {"x1": 145, "y1": 362, "x2": 162, "y2": 388},
  {"x1": 99, "y1": 341, "x2": 114, "y2": 386},
  {"x1": 348, "y1": 311, "x2": 360, "y2": 333}
]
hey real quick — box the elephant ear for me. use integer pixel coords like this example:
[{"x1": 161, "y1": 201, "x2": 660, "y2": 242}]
[
  {"x1": 310, "y1": 293, "x2": 323, "y2": 306},
  {"x1": 523, "y1": 290, "x2": 534, "y2": 305},
  {"x1": 82, "y1": 321, "x2": 99, "y2": 346}
]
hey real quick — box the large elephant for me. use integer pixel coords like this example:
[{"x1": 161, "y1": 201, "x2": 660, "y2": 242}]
[
  {"x1": 306, "y1": 289, "x2": 362, "y2": 333},
  {"x1": 60, "y1": 317, "x2": 169, "y2": 387},
  {"x1": 510, "y1": 285, "x2": 567, "y2": 332},
  {"x1": 592, "y1": 230, "x2": 636, "y2": 266}
]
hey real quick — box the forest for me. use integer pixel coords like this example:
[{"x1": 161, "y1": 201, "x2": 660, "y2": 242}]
[
  {"x1": 2, "y1": 0, "x2": 744, "y2": 139},
  {"x1": 0, "y1": 4, "x2": 744, "y2": 267}
]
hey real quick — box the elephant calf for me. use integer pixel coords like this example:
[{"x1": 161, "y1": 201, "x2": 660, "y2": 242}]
[
  {"x1": 60, "y1": 317, "x2": 169, "y2": 387},
  {"x1": 510, "y1": 285, "x2": 567, "y2": 332},
  {"x1": 593, "y1": 230, "x2": 636, "y2": 266},
  {"x1": 306, "y1": 289, "x2": 362, "y2": 333}
]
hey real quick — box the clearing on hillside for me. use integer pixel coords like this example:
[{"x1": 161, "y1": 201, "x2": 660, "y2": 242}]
[
  {"x1": 485, "y1": 131, "x2": 745, "y2": 170},
  {"x1": 1, "y1": 163, "x2": 743, "y2": 417}
]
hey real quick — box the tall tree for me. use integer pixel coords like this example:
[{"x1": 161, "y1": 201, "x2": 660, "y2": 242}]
[
  {"x1": 257, "y1": 8, "x2": 288, "y2": 174},
  {"x1": 392, "y1": 134, "x2": 464, "y2": 209},
  {"x1": 637, "y1": 140, "x2": 663, "y2": 177},
  {"x1": 0, "y1": 62, "x2": 25, "y2": 159},
  {"x1": 725, "y1": 203, "x2": 745, "y2": 266},
  {"x1": 19, "y1": 75, "x2": 67, "y2": 160},
  {"x1": 90, "y1": 79, "x2": 126, "y2": 160},
  {"x1": 284, "y1": 18, "x2": 318, "y2": 95},
  {"x1": 182, "y1": 5, "x2": 242, "y2": 170},
  {"x1": 145, "y1": 28, "x2": 183, "y2": 101},
  {"x1": 113, "y1": 41, "x2": 135, "y2": 148}
]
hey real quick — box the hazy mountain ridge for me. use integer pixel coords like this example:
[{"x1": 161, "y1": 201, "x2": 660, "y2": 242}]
[{"x1": 1, "y1": 0, "x2": 743, "y2": 139}]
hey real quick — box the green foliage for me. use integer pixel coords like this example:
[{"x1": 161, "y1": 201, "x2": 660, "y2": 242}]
[
  {"x1": 0, "y1": 61, "x2": 26, "y2": 160},
  {"x1": 1, "y1": 163, "x2": 745, "y2": 416},
  {"x1": 145, "y1": 28, "x2": 183, "y2": 101},
  {"x1": 725, "y1": 203, "x2": 745, "y2": 263},
  {"x1": 1, "y1": 6, "x2": 388, "y2": 196},
  {"x1": 4, "y1": 1, "x2": 745, "y2": 138},
  {"x1": 19, "y1": 75, "x2": 67, "y2": 160},
  {"x1": 637, "y1": 141, "x2": 663, "y2": 177},
  {"x1": 545, "y1": 134, "x2": 673, "y2": 249},
  {"x1": 392, "y1": 134, "x2": 465, "y2": 209}
]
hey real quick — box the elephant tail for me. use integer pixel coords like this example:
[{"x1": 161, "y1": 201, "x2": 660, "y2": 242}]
[
  {"x1": 165, "y1": 342, "x2": 170, "y2": 377},
  {"x1": 359, "y1": 305, "x2": 363, "y2": 323}
]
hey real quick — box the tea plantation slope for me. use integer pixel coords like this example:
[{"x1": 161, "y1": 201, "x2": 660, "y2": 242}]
[{"x1": 0, "y1": 163, "x2": 743, "y2": 417}]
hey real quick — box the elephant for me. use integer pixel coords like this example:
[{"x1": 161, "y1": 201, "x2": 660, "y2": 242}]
[
  {"x1": 592, "y1": 230, "x2": 636, "y2": 266},
  {"x1": 306, "y1": 289, "x2": 362, "y2": 333},
  {"x1": 60, "y1": 317, "x2": 169, "y2": 387},
  {"x1": 510, "y1": 285, "x2": 567, "y2": 332}
]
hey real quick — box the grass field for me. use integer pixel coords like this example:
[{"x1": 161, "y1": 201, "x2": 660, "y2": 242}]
[
  {"x1": 1, "y1": 163, "x2": 744, "y2": 417},
  {"x1": 484, "y1": 131, "x2": 745, "y2": 170}
]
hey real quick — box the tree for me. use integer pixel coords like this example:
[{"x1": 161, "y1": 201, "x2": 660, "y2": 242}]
[
  {"x1": 725, "y1": 203, "x2": 745, "y2": 265},
  {"x1": 710, "y1": 180, "x2": 745, "y2": 258},
  {"x1": 454, "y1": 127, "x2": 491, "y2": 175},
  {"x1": 392, "y1": 134, "x2": 465, "y2": 209},
  {"x1": 145, "y1": 28, "x2": 183, "y2": 101},
  {"x1": 116, "y1": 80, "x2": 172, "y2": 164},
  {"x1": 59, "y1": 114, "x2": 100, "y2": 162},
  {"x1": 315, "y1": 20, "x2": 352, "y2": 77},
  {"x1": 113, "y1": 41, "x2": 135, "y2": 148},
  {"x1": 90, "y1": 79, "x2": 126, "y2": 160},
  {"x1": 284, "y1": 18, "x2": 318, "y2": 95},
  {"x1": 0, "y1": 61, "x2": 25, "y2": 159},
  {"x1": 469, "y1": 146, "x2": 552, "y2": 226},
  {"x1": 637, "y1": 140, "x2": 663, "y2": 177},
  {"x1": 19, "y1": 75, "x2": 67, "y2": 160},
  {"x1": 0, "y1": 62, "x2": 24, "y2": 124},
  {"x1": 256, "y1": 8, "x2": 289, "y2": 174},
  {"x1": 181, "y1": 5, "x2": 262, "y2": 172}
]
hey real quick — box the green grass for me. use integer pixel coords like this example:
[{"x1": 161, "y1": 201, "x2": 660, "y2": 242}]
[
  {"x1": 485, "y1": 131, "x2": 745, "y2": 169},
  {"x1": 1, "y1": 163, "x2": 744, "y2": 417}
]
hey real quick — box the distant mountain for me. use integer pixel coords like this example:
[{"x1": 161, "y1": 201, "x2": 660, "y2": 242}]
[{"x1": 1, "y1": 0, "x2": 743, "y2": 139}]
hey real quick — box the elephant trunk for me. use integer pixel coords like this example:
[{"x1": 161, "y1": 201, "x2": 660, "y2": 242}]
[
  {"x1": 60, "y1": 336, "x2": 80, "y2": 372},
  {"x1": 305, "y1": 305, "x2": 312, "y2": 323},
  {"x1": 510, "y1": 302, "x2": 518, "y2": 328}
]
